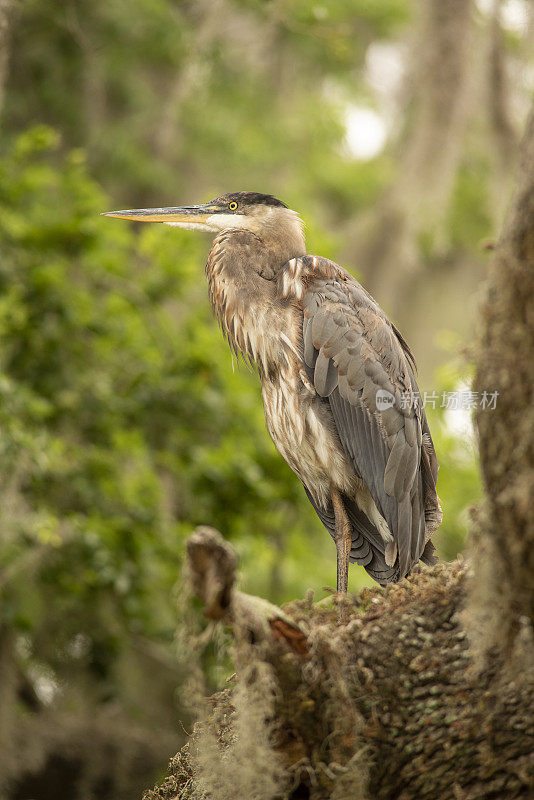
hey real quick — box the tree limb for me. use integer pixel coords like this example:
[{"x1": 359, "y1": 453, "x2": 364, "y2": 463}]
[
  {"x1": 186, "y1": 526, "x2": 309, "y2": 657},
  {"x1": 145, "y1": 540, "x2": 534, "y2": 800}
]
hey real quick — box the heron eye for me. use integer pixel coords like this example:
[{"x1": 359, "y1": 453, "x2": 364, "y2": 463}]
[{"x1": 228, "y1": 201, "x2": 238, "y2": 211}]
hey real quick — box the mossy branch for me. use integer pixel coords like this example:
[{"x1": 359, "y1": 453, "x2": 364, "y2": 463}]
[
  {"x1": 145, "y1": 536, "x2": 533, "y2": 800},
  {"x1": 186, "y1": 526, "x2": 309, "y2": 657}
]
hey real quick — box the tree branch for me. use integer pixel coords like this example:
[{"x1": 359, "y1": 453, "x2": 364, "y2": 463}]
[
  {"x1": 186, "y1": 526, "x2": 309, "y2": 657},
  {"x1": 145, "y1": 534, "x2": 534, "y2": 800}
]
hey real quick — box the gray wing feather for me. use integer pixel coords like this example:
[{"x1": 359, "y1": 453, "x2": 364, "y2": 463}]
[
  {"x1": 314, "y1": 351, "x2": 338, "y2": 397},
  {"x1": 301, "y1": 260, "x2": 441, "y2": 581},
  {"x1": 410, "y1": 469, "x2": 425, "y2": 561},
  {"x1": 303, "y1": 317, "x2": 316, "y2": 367}
]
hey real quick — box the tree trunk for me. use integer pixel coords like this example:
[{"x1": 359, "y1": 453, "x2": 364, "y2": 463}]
[
  {"x1": 344, "y1": 0, "x2": 474, "y2": 314},
  {"x1": 143, "y1": 109, "x2": 534, "y2": 800},
  {"x1": 473, "y1": 107, "x2": 534, "y2": 649}
]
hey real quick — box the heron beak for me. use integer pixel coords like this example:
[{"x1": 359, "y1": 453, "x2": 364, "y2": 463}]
[{"x1": 101, "y1": 204, "x2": 222, "y2": 227}]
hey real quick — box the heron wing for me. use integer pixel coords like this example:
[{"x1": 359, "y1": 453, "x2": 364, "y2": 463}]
[{"x1": 294, "y1": 256, "x2": 440, "y2": 580}]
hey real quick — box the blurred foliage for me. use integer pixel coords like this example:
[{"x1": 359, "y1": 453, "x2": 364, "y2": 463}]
[
  {"x1": 0, "y1": 126, "x2": 323, "y2": 671},
  {"x1": 1, "y1": 0, "x2": 529, "y2": 796}
]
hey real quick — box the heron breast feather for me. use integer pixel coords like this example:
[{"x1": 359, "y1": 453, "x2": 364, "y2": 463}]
[{"x1": 261, "y1": 371, "x2": 357, "y2": 507}]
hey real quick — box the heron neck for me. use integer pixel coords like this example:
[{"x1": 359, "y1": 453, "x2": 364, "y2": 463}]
[
  {"x1": 261, "y1": 211, "x2": 306, "y2": 266},
  {"x1": 210, "y1": 210, "x2": 306, "y2": 270},
  {"x1": 205, "y1": 228, "x2": 304, "y2": 374}
]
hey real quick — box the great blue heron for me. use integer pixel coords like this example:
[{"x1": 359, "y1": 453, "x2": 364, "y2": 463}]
[{"x1": 103, "y1": 192, "x2": 442, "y2": 592}]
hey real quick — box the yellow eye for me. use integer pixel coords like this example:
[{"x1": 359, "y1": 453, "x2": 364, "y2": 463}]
[{"x1": 229, "y1": 201, "x2": 238, "y2": 211}]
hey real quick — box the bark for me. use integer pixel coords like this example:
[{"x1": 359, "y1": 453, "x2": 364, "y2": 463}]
[
  {"x1": 473, "y1": 107, "x2": 534, "y2": 648},
  {"x1": 145, "y1": 529, "x2": 533, "y2": 800}
]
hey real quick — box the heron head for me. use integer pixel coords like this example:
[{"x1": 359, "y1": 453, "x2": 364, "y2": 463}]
[{"x1": 102, "y1": 192, "x2": 306, "y2": 251}]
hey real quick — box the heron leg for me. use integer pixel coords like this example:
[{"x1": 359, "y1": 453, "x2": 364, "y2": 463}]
[{"x1": 331, "y1": 488, "x2": 352, "y2": 594}]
